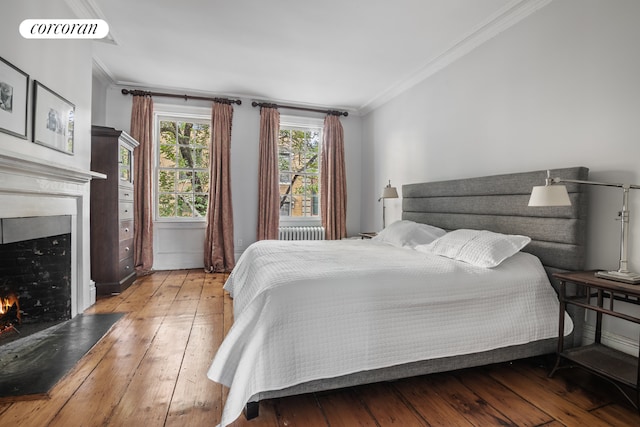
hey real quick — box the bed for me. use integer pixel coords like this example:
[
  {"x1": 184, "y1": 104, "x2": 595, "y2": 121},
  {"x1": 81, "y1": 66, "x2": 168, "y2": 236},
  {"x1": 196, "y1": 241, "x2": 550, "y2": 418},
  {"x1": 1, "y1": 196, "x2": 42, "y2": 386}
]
[{"x1": 207, "y1": 167, "x2": 589, "y2": 427}]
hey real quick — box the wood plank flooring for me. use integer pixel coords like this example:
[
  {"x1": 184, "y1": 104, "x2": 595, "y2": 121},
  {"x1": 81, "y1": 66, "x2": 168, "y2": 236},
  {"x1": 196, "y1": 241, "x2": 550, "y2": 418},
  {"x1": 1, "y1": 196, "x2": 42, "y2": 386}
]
[{"x1": 0, "y1": 269, "x2": 638, "y2": 426}]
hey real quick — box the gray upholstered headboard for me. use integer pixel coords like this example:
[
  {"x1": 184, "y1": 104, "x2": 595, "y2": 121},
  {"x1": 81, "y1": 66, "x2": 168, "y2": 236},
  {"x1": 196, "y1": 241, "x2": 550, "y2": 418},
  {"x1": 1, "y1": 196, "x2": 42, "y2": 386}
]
[
  {"x1": 402, "y1": 167, "x2": 589, "y2": 346},
  {"x1": 402, "y1": 167, "x2": 589, "y2": 275}
]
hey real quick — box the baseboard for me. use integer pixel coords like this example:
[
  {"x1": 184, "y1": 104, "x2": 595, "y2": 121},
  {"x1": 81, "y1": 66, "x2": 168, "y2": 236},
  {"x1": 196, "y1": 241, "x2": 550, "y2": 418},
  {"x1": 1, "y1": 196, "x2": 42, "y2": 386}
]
[
  {"x1": 153, "y1": 253, "x2": 203, "y2": 270},
  {"x1": 89, "y1": 279, "x2": 96, "y2": 305},
  {"x1": 582, "y1": 324, "x2": 639, "y2": 356}
]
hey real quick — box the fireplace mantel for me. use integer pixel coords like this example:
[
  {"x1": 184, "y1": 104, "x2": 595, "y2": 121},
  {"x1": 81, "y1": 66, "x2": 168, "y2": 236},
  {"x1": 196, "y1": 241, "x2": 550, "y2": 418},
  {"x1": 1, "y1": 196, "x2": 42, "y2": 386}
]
[
  {"x1": 0, "y1": 151, "x2": 106, "y2": 317},
  {"x1": 0, "y1": 151, "x2": 105, "y2": 185}
]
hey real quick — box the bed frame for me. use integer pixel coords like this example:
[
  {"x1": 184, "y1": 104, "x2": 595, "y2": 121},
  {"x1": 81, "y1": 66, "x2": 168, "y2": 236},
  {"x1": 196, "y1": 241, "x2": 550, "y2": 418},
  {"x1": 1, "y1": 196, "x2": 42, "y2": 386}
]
[{"x1": 245, "y1": 166, "x2": 589, "y2": 419}]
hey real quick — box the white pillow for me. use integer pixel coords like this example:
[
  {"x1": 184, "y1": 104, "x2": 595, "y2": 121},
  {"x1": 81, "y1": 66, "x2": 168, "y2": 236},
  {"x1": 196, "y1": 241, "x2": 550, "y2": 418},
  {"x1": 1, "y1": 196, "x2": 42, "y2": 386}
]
[
  {"x1": 372, "y1": 220, "x2": 446, "y2": 249},
  {"x1": 416, "y1": 229, "x2": 531, "y2": 268}
]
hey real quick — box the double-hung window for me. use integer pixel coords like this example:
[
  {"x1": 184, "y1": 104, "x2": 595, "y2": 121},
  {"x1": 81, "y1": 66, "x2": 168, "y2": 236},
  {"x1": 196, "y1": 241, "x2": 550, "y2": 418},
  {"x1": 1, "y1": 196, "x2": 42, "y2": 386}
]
[
  {"x1": 156, "y1": 114, "x2": 211, "y2": 219},
  {"x1": 278, "y1": 116, "x2": 323, "y2": 223}
]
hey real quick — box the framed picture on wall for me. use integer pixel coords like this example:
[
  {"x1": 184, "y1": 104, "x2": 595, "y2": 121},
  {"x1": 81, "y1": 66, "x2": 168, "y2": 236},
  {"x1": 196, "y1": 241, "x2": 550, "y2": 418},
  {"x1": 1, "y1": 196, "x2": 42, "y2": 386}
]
[
  {"x1": 33, "y1": 80, "x2": 74, "y2": 155},
  {"x1": 0, "y1": 56, "x2": 29, "y2": 139}
]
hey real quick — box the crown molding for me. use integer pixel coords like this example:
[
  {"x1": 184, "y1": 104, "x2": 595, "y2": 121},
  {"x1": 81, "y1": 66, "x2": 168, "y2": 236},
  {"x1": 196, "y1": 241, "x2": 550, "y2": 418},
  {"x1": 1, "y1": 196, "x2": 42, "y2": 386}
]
[
  {"x1": 92, "y1": 57, "x2": 116, "y2": 85},
  {"x1": 64, "y1": 0, "x2": 118, "y2": 44},
  {"x1": 358, "y1": 0, "x2": 554, "y2": 115}
]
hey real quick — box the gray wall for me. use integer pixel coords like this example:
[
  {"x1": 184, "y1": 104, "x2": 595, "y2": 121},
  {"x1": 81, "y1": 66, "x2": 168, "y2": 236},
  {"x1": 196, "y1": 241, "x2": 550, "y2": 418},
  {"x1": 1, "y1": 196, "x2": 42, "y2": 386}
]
[{"x1": 360, "y1": 0, "x2": 640, "y2": 350}]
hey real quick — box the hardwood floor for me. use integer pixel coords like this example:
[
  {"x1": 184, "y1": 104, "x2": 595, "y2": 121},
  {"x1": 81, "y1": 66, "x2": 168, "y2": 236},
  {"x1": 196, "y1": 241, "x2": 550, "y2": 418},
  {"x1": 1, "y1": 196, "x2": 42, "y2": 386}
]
[{"x1": 0, "y1": 269, "x2": 638, "y2": 426}]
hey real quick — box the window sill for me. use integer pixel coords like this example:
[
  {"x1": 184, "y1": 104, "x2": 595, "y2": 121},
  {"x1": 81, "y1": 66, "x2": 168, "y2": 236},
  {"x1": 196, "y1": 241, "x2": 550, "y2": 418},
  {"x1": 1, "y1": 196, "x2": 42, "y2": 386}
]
[{"x1": 279, "y1": 219, "x2": 322, "y2": 227}]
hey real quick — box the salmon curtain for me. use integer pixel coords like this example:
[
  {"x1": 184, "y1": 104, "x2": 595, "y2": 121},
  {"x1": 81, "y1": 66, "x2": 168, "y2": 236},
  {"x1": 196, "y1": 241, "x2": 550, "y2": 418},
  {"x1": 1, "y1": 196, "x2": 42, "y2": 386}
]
[
  {"x1": 130, "y1": 94, "x2": 154, "y2": 274},
  {"x1": 321, "y1": 114, "x2": 347, "y2": 240},
  {"x1": 256, "y1": 107, "x2": 280, "y2": 240},
  {"x1": 204, "y1": 102, "x2": 235, "y2": 272}
]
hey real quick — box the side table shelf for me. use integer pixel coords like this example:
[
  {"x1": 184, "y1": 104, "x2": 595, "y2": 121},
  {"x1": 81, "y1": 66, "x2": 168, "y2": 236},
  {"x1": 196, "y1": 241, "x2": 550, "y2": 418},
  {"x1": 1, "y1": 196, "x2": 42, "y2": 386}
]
[
  {"x1": 551, "y1": 270, "x2": 640, "y2": 410},
  {"x1": 561, "y1": 344, "x2": 637, "y2": 388}
]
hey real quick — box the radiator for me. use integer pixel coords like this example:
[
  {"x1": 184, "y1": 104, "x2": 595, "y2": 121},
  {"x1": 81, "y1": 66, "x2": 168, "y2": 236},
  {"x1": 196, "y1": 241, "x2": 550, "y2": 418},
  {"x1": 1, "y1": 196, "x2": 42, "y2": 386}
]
[{"x1": 278, "y1": 226, "x2": 325, "y2": 241}]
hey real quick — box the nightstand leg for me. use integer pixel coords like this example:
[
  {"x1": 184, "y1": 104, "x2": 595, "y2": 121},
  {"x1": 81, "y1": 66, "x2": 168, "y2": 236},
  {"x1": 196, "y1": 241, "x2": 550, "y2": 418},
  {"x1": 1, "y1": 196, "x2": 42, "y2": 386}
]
[
  {"x1": 595, "y1": 288, "x2": 603, "y2": 344},
  {"x1": 548, "y1": 356, "x2": 563, "y2": 378},
  {"x1": 549, "y1": 280, "x2": 567, "y2": 378}
]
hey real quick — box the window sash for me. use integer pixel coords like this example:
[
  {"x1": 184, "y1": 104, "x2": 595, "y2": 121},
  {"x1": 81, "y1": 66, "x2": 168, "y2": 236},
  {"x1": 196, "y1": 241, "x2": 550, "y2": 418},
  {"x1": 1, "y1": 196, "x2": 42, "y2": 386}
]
[
  {"x1": 155, "y1": 113, "x2": 211, "y2": 220},
  {"x1": 278, "y1": 120, "x2": 322, "y2": 220}
]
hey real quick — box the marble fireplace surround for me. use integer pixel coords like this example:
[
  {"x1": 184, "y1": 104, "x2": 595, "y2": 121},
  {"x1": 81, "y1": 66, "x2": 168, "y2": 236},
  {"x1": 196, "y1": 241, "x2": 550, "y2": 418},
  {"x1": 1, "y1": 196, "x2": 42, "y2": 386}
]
[{"x1": 0, "y1": 152, "x2": 105, "y2": 318}]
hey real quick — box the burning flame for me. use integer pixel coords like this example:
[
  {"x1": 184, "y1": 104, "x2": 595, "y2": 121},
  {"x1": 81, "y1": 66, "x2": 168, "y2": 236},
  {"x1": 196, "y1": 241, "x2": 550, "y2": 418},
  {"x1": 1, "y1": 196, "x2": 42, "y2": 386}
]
[{"x1": 0, "y1": 293, "x2": 20, "y2": 322}]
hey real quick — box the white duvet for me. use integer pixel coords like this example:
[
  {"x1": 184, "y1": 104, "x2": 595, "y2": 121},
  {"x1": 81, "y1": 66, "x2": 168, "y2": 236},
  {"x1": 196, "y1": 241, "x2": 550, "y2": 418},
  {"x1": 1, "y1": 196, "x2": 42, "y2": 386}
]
[{"x1": 207, "y1": 239, "x2": 572, "y2": 427}]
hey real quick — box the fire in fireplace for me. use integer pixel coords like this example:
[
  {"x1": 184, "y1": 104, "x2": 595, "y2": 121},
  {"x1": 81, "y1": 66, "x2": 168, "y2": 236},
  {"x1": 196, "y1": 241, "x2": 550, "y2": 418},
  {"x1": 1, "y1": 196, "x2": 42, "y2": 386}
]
[
  {"x1": 0, "y1": 215, "x2": 72, "y2": 345},
  {"x1": 0, "y1": 292, "x2": 21, "y2": 334}
]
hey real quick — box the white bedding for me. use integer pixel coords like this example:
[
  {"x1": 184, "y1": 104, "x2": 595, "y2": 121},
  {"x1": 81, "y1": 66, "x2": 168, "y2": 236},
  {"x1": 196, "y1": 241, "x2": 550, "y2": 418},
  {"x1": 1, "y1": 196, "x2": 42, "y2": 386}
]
[{"x1": 207, "y1": 239, "x2": 572, "y2": 427}]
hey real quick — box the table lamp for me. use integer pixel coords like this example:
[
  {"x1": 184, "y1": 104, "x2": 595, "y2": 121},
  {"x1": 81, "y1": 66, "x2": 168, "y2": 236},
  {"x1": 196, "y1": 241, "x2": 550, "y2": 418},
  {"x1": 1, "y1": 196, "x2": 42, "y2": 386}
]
[
  {"x1": 378, "y1": 180, "x2": 398, "y2": 229},
  {"x1": 529, "y1": 169, "x2": 640, "y2": 284}
]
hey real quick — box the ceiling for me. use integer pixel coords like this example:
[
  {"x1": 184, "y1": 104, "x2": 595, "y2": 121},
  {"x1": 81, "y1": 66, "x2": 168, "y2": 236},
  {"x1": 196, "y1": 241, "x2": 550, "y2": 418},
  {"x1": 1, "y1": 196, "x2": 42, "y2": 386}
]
[{"x1": 75, "y1": 0, "x2": 547, "y2": 113}]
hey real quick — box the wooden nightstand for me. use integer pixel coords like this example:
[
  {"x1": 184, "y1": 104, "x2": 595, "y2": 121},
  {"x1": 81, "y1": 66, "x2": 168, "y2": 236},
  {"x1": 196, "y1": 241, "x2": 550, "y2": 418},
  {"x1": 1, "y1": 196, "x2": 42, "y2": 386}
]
[
  {"x1": 551, "y1": 270, "x2": 640, "y2": 409},
  {"x1": 358, "y1": 232, "x2": 377, "y2": 239}
]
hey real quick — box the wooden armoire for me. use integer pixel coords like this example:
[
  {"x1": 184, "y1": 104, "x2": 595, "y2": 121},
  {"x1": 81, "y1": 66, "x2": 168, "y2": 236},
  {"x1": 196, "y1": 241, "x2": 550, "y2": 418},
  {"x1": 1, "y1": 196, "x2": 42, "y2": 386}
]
[{"x1": 90, "y1": 126, "x2": 139, "y2": 295}]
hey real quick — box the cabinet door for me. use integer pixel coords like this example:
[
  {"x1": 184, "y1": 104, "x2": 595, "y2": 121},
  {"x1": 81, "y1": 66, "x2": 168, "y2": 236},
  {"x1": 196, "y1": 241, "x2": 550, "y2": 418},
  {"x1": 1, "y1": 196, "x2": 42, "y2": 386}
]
[{"x1": 119, "y1": 145, "x2": 133, "y2": 184}]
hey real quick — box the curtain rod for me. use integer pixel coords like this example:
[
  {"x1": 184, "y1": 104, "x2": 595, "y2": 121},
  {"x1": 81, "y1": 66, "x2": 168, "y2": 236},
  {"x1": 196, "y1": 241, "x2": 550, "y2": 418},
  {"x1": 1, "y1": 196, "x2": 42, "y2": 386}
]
[
  {"x1": 251, "y1": 101, "x2": 348, "y2": 117},
  {"x1": 121, "y1": 89, "x2": 242, "y2": 105}
]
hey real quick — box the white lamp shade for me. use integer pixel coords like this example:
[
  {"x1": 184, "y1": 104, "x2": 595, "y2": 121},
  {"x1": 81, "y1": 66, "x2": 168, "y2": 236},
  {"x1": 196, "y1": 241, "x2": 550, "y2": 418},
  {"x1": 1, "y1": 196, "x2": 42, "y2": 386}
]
[
  {"x1": 381, "y1": 186, "x2": 398, "y2": 199},
  {"x1": 528, "y1": 185, "x2": 571, "y2": 207}
]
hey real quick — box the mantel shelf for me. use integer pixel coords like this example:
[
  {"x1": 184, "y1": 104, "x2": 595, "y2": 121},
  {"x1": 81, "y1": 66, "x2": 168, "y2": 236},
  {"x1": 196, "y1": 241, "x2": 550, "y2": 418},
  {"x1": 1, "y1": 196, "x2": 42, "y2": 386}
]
[{"x1": 0, "y1": 152, "x2": 105, "y2": 184}]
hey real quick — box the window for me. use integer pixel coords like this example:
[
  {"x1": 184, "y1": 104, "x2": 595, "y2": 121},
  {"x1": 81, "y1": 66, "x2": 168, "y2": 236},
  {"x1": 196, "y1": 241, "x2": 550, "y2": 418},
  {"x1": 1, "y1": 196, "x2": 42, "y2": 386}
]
[
  {"x1": 278, "y1": 117, "x2": 322, "y2": 220},
  {"x1": 156, "y1": 115, "x2": 211, "y2": 219}
]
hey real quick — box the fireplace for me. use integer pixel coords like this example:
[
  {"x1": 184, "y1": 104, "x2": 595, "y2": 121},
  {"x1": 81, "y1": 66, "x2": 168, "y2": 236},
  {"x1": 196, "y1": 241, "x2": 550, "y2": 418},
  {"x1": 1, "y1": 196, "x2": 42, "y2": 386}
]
[
  {"x1": 0, "y1": 216, "x2": 72, "y2": 345},
  {"x1": 0, "y1": 150, "x2": 103, "y2": 345}
]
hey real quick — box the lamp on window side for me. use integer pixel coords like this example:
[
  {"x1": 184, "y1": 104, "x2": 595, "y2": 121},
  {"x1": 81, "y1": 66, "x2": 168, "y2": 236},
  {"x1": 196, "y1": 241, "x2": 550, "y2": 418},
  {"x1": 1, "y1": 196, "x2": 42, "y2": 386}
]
[
  {"x1": 378, "y1": 180, "x2": 399, "y2": 229},
  {"x1": 529, "y1": 169, "x2": 640, "y2": 284}
]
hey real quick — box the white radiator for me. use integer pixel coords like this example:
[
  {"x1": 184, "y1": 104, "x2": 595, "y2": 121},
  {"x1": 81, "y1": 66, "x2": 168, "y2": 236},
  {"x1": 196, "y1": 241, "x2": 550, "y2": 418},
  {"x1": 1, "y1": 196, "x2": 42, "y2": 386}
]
[{"x1": 278, "y1": 226, "x2": 325, "y2": 241}]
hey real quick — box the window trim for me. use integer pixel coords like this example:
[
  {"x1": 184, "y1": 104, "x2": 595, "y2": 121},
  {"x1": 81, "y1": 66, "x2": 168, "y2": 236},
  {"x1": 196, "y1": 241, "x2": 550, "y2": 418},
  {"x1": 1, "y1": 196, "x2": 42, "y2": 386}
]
[
  {"x1": 278, "y1": 115, "x2": 323, "y2": 227},
  {"x1": 153, "y1": 104, "x2": 212, "y2": 223}
]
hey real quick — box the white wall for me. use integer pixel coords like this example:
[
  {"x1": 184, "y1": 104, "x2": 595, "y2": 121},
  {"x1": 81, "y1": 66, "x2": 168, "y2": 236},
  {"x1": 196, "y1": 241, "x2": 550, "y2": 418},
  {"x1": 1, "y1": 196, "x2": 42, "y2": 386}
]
[
  {"x1": 361, "y1": 0, "x2": 640, "y2": 350},
  {"x1": 99, "y1": 86, "x2": 362, "y2": 269},
  {"x1": 91, "y1": 74, "x2": 109, "y2": 127},
  {"x1": 1, "y1": 0, "x2": 95, "y2": 314},
  {"x1": 1, "y1": 1, "x2": 93, "y2": 170}
]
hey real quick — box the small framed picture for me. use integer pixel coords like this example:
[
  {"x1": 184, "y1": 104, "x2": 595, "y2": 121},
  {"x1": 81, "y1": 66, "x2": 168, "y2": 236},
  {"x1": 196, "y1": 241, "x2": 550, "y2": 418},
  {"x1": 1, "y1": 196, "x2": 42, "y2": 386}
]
[
  {"x1": 0, "y1": 56, "x2": 29, "y2": 139},
  {"x1": 33, "y1": 80, "x2": 74, "y2": 155}
]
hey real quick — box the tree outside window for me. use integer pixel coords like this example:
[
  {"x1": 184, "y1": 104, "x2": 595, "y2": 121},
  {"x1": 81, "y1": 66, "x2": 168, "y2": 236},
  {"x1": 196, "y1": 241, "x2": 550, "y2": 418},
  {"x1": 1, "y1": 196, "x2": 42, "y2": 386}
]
[
  {"x1": 278, "y1": 126, "x2": 321, "y2": 218},
  {"x1": 157, "y1": 118, "x2": 211, "y2": 219}
]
